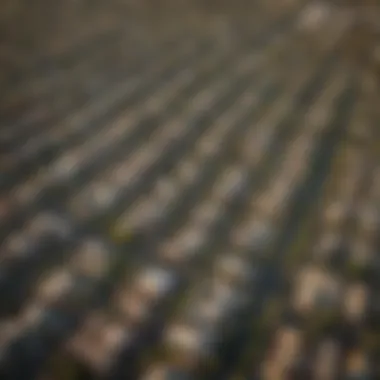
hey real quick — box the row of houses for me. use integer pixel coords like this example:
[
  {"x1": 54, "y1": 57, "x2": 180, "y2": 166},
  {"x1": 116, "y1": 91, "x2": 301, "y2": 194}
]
[{"x1": 1, "y1": 0, "x2": 379, "y2": 379}]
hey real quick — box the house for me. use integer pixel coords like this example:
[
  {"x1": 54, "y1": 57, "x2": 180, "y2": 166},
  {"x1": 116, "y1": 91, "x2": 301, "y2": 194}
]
[
  {"x1": 115, "y1": 287, "x2": 150, "y2": 325},
  {"x1": 2, "y1": 231, "x2": 31, "y2": 260},
  {"x1": 345, "y1": 349, "x2": 371, "y2": 380},
  {"x1": 213, "y1": 254, "x2": 255, "y2": 286},
  {"x1": 343, "y1": 283, "x2": 368, "y2": 324},
  {"x1": 293, "y1": 266, "x2": 342, "y2": 314},
  {"x1": 322, "y1": 200, "x2": 350, "y2": 228},
  {"x1": 164, "y1": 322, "x2": 211, "y2": 360},
  {"x1": 113, "y1": 267, "x2": 176, "y2": 325},
  {"x1": 189, "y1": 200, "x2": 222, "y2": 229},
  {"x1": 357, "y1": 202, "x2": 379, "y2": 235},
  {"x1": 160, "y1": 227, "x2": 205, "y2": 263},
  {"x1": 140, "y1": 363, "x2": 192, "y2": 380},
  {"x1": 350, "y1": 236, "x2": 374, "y2": 269},
  {"x1": 70, "y1": 181, "x2": 118, "y2": 219},
  {"x1": 313, "y1": 339, "x2": 340, "y2": 380},
  {"x1": 28, "y1": 212, "x2": 72, "y2": 240},
  {"x1": 152, "y1": 177, "x2": 179, "y2": 205},
  {"x1": 115, "y1": 197, "x2": 165, "y2": 234},
  {"x1": 262, "y1": 326, "x2": 303, "y2": 380},
  {"x1": 135, "y1": 267, "x2": 176, "y2": 302},
  {"x1": 36, "y1": 269, "x2": 74, "y2": 305},
  {"x1": 174, "y1": 159, "x2": 200, "y2": 185},
  {"x1": 213, "y1": 166, "x2": 245, "y2": 202},
  {"x1": 65, "y1": 312, "x2": 133, "y2": 374},
  {"x1": 69, "y1": 239, "x2": 111, "y2": 279},
  {"x1": 232, "y1": 216, "x2": 274, "y2": 253},
  {"x1": 313, "y1": 232, "x2": 344, "y2": 262},
  {"x1": 50, "y1": 152, "x2": 80, "y2": 181}
]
